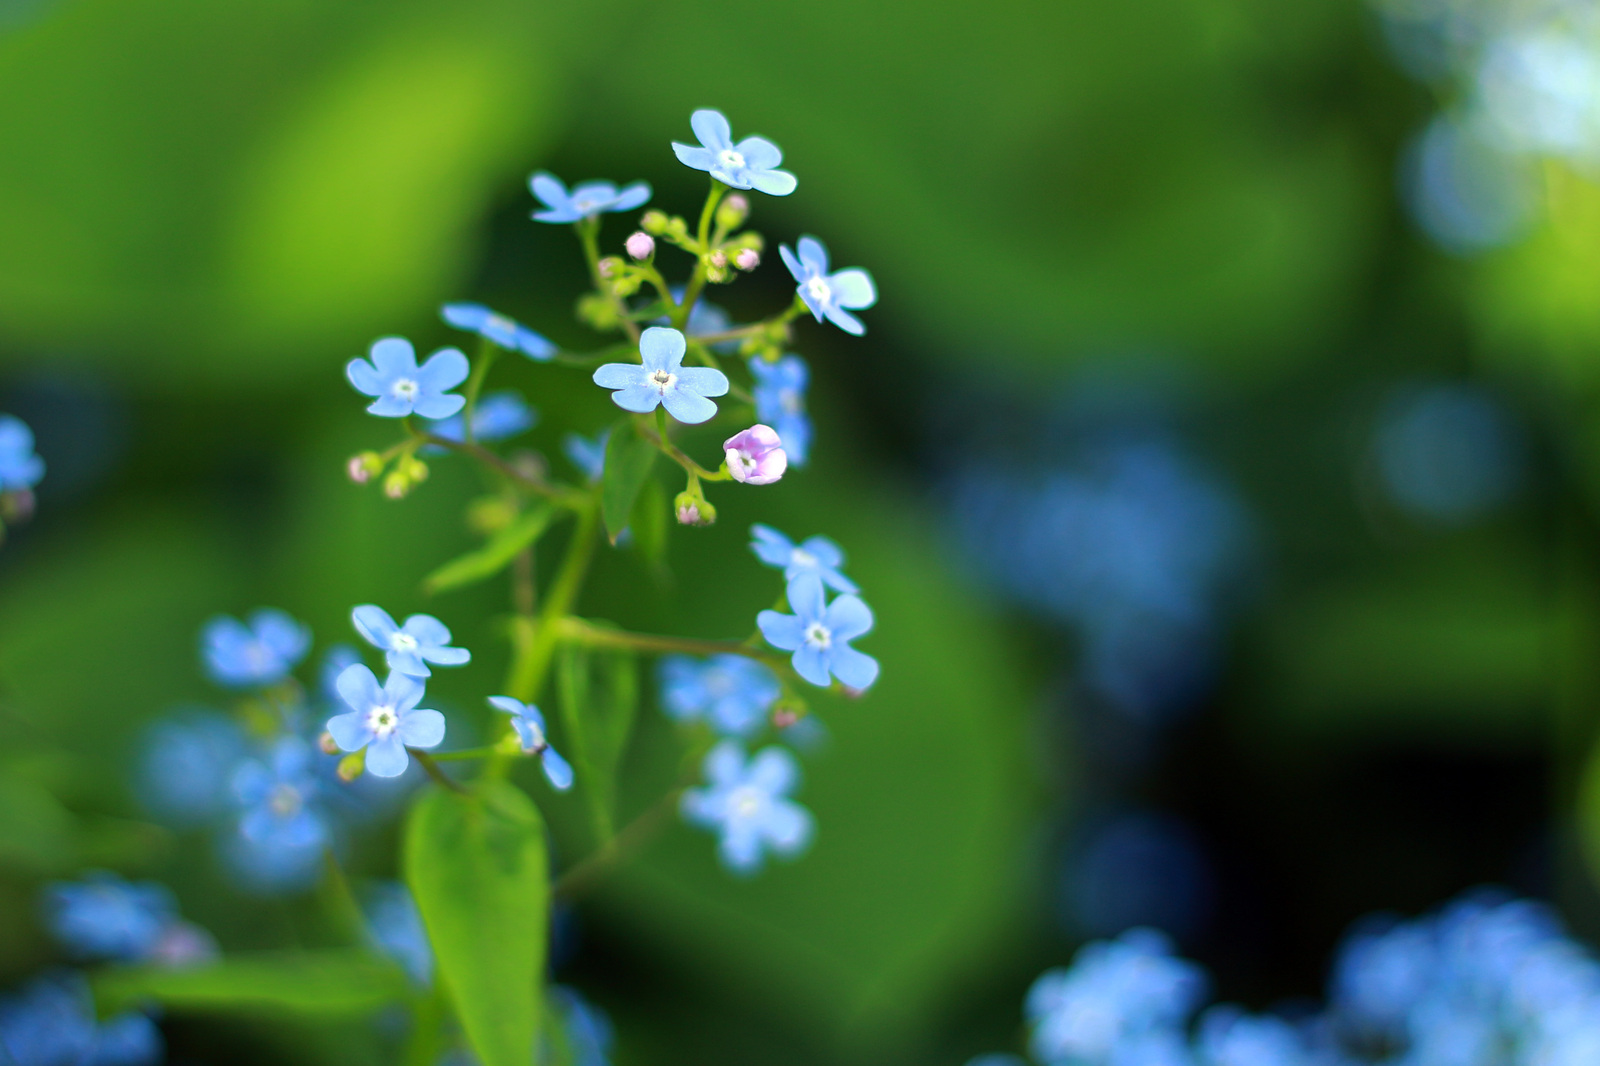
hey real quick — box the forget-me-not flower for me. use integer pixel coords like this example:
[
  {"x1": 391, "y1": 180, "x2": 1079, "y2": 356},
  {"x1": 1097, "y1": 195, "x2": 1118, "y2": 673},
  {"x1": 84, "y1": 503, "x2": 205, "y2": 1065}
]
[
  {"x1": 326, "y1": 665, "x2": 446, "y2": 778},
  {"x1": 201, "y1": 609, "x2": 311, "y2": 688},
  {"x1": 592, "y1": 326, "x2": 729, "y2": 425},
  {"x1": 750, "y1": 355, "x2": 811, "y2": 466},
  {"x1": 346, "y1": 337, "x2": 469, "y2": 419},
  {"x1": 352, "y1": 605, "x2": 471, "y2": 678},
  {"x1": 530, "y1": 172, "x2": 651, "y2": 224},
  {"x1": 136, "y1": 711, "x2": 246, "y2": 827},
  {"x1": 681, "y1": 741, "x2": 814, "y2": 874},
  {"x1": 42, "y1": 873, "x2": 177, "y2": 964},
  {"x1": 672, "y1": 109, "x2": 797, "y2": 196},
  {"x1": 231, "y1": 736, "x2": 332, "y2": 855},
  {"x1": 750, "y1": 524, "x2": 859, "y2": 594},
  {"x1": 0, "y1": 972, "x2": 163, "y2": 1066},
  {"x1": 659, "y1": 655, "x2": 781, "y2": 737},
  {"x1": 364, "y1": 881, "x2": 433, "y2": 988},
  {"x1": 563, "y1": 430, "x2": 610, "y2": 482},
  {"x1": 758, "y1": 576, "x2": 878, "y2": 690},
  {"x1": 0, "y1": 416, "x2": 44, "y2": 491},
  {"x1": 425, "y1": 390, "x2": 536, "y2": 448},
  {"x1": 779, "y1": 237, "x2": 877, "y2": 335},
  {"x1": 440, "y1": 302, "x2": 555, "y2": 361},
  {"x1": 487, "y1": 696, "x2": 574, "y2": 790}
]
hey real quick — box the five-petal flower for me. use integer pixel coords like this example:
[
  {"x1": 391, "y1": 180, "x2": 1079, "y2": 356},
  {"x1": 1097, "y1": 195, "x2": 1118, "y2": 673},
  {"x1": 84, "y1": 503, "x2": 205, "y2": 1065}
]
[
  {"x1": 351, "y1": 605, "x2": 471, "y2": 678},
  {"x1": 672, "y1": 109, "x2": 797, "y2": 196},
  {"x1": 681, "y1": 741, "x2": 814, "y2": 874},
  {"x1": 201, "y1": 609, "x2": 311, "y2": 688},
  {"x1": 347, "y1": 337, "x2": 469, "y2": 419},
  {"x1": 326, "y1": 665, "x2": 446, "y2": 778},
  {"x1": 424, "y1": 390, "x2": 536, "y2": 446},
  {"x1": 750, "y1": 355, "x2": 812, "y2": 466},
  {"x1": 779, "y1": 237, "x2": 878, "y2": 335},
  {"x1": 749, "y1": 525, "x2": 859, "y2": 594},
  {"x1": 230, "y1": 737, "x2": 331, "y2": 854},
  {"x1": 0, "y1": 415, "x2": 44, "y2": 491},
  {"x1": 757, "y1": 577, "x2": 879, "y2": 690},
  {"x1": 42, "y1": 872, "x2": 178, "y2": 964},
  {"x1": 592, "y1": 327, "x2": 729, "y2": 424},
  {"x1": 530, "y1": 172, "x2": 651, "y2": 224},
  {"x1": 487, "y1": 696, "x2": 574, "y2": 790},
  {"x1": 659, "y1": 655, "x2": 781, "y2": 737},
  {"x1": 440, "y1": 303, "x2": 555, "y2": 361}
]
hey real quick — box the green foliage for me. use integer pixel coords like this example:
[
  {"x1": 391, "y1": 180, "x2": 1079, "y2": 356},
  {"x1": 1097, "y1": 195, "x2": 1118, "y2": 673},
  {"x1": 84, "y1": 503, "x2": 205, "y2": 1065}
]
[
  {"x1": 556, "y1": 642, "x2": 639, "y2": 842},
  {"x1": 405, "y1": 781, "x2": 549, "y2": 1066},
  {"x1": 423, "y1": 501, "x2": 557, "y2": 595},
  {"x1": 601, "y1": 419, "x2": 658, "y2": 542},
  {"x1": 92, "y1": 951, "x2": 410, "y2": 1017}
]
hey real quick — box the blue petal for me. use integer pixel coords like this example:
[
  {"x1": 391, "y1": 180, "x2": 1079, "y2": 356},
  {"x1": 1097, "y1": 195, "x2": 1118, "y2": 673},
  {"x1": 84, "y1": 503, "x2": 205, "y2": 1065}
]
[
  {"x1": 347, "y1": 358, "x2": 385, "y2": 397},
  {"x1": 403, "y1": 614, "x2": 451, "y2": 646},
  {"x1": 422, "y1": 645, "x2": 470, "y2": 666},
  {"x1": 690, "y1": 108, "x2": 732, "y2": 151},
  {"x1": 611, "y1": 181, "x2": 652, "y2": 212},
  {"x1": 638, "y1": 326, "x2": 686, "y2": 371},
  {"x1": 352, "y1": 604, "x2": 399, "y2": 648},
  {"x1": 829, "y1": 646, "x2": 879, "y2": 690},
  {"x1": 326, "y1": 711, "x2": 370, "y2": 752},
  {"x1": 778, "y1": 244, "x2": 806, "y2": 283},
  {"x1": 370, "y1": 336, "x2": 418, "y2": 376},
  {"x1": 747, "y1": 747, "x2": 798, "y2": 795},
  {"x1": 787, "y1": 573, "x2": 827, "y2": 620},
  {"x1": 796, "y1": 237, "x2": 829, "y2": 275},
  {"x1": 610, "y1": 383, "x2": 663, "y2": 414},
  {"x1": 674, "y1": 366, "x2": 729, "y2": 397},
  {"x1": 792, "y1": 644, "x2": 832, "y2": 687},
  {"x1": 761, "y1": 800, "x2": 814, "y2": 853},
  {"x1": 672, "y1": 143, "x2": 716, "y2": 172},
  {"x1": 661, "y1": 388, "x2": 717, "y2": 424},
  {"x1": 336, "y1": 663, "x2": 383, "y2": 713},
  {"x1": 747, "y1": 168, "x2": 797, "y2": 197},
  {"x1": 411, "y1": 392, "x2": 466, "y2": 420},
  {"x1": 824, "y1": 594, "x2": 874, "y2": 640},
  {"x1": 441, "y1": 302, "x2": 488, "y2": 331},
  {"x1": 750, "y1": 523, "x2": 795, "y2": 566},
  {"x1": 737, "y1": 136, "x2": 782, "y2": 169},
  {"x1": 529, "y1": 171, "x2": 568, "y2": 209},
  {"x1": 593, "y1": 362, "x2": 647, "y2": 390},
  {"x1": 384, "y1": 670, "x2": 427, "y2": 712},
  {"x1": 757, "y1": 609, "x2": 805, "y2": 651},
  {"x1": 397, "y1": 708, "x2": 446, "y2": 748},
  {"x1": 366, "y1": 735, "x2": 409, "y2": 778},
  {"x1": 368, "y1": 394, "x2": 415, "y2": 418},
  {"x1": 386, "y1": 649, "x2": 430, "y2": 677},
  {"x1": 487, "y1": 695, "x2": 525, "y2": 716},
  {"x1": 415, "y1": 348, "x2": 469, "y2": 392},
  {"x1": 541, "y1": 747, "x2": 574, "y2": 791},
  {"x1": 703, "y1": 740, "x2": 746, "y2": 786},
  {"x1": 822, "y1": 304, "x2": 866, "y2": 335},
  {"x1": 829, "y1": 269, "x2": 877, "y2": 309}
]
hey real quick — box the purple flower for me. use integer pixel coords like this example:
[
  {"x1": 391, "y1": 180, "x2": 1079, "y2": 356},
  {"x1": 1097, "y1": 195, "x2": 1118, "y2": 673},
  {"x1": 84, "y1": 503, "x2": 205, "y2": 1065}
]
[{"x1": 724, "y1": 424, "x2": 787, "y2": 485}]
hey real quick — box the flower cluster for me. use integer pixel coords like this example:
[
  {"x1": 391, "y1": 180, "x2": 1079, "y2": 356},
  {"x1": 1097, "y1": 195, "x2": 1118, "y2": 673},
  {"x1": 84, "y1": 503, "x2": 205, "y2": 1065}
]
[{"x1": 0, "y1": 414, "x2": 44, "y2": 531}]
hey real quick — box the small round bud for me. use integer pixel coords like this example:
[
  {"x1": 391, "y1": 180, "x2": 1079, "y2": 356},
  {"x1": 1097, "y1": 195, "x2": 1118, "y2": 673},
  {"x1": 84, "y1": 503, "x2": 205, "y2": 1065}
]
[
  {"x1": 709, "y1": 250, "x2": 727, "y2": 269},
  {"x1": 674, "y1": 491, "x2": 716, "y2": 526},
  {"x1": 336, "y1": 751, "x2": 365, "y2": 782},
  {"x1": 641, "y1": 210, "x2": 669, "y2": 235},
  {"x1": 772, "y1": 708, "x2": 799, "y2": 729},
  {"x1": 383, "y1": 471, "x2": 410, "y2": 499},
  {"x1": 625, "y1": 231, "x2": 655, "y2": 260},
  {"x1": 716, "y1": 194, "x2": 749, "y2": 230},
  {"x1": 735, "y1": 248, "x2": 760, "y2": 271},
  {"x1": 403, "y1": 456, "x2": 429, "y2": 483},
  {"x1": 598, "y1": 256, "x2": 623, "y2": 279},
  {"x1": 347, "y1": 456, "x2": 371, "y2": 484},
  {"x1": 706, "y1": 263, "x2": 732, "y2": 284},
  {"x1": 318, "y1": 731, "x2": 340, "y2": 756}
]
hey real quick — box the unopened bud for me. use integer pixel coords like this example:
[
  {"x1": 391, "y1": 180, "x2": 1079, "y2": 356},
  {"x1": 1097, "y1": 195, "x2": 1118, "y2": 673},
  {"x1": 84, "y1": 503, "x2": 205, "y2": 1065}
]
[
  {"x1": 641, "y1": 210, "x2": 669, "y2": 235},
  {"x1": 337, "y1": 751, "x2": 365, "y2": 782},
  {"x1": 724, "y1": 424, "x2": 788, "y2": 485},
  {"x1": 347, "y1": 451, "x2": 382, "y2": 484},
  {"x1": 708, "y1": 250, "x2": 727, "y2": 269},
  {"x1": 0, "y1": 489, "x2": 33, "y2": 523},
  {"x1": 772, "y1": 708, "x2": 799, "y2": 729},
  {"x1": 598, "y1": 256, "x2": 623, "y2": 278},
  {"x1": 706, "y1": 262, "x2": 732, "y2": 284},
  {"x1": 716, "y1": 194, "x2": 749, "y2": 230},
  {"x1": 318, "y1": 731, "x2": 340, "y2": 756},
  {"x1": 383, "y1": 471, "x2": 410, "y2": 499},
  {"x1": 625, "y1": 231, "x2": 655, "y2": 260},
  {"x1": 674, "y1": 491, "x2": 716, "y2": 526},
  {"x1": 735, "y1": 248, "x2": 760, "y2": 271},
  {"x1": 402, "y1": 456, "x2": 429, "y2": 483}
]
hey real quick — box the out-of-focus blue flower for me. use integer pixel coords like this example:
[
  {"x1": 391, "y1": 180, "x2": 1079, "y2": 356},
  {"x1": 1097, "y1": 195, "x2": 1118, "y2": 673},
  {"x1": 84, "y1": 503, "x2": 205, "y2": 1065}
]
[
  {"x1": 592, "y1": 327, "x2": 729, "y2": 425},
  {"x1": 758, "y1": 576, "x2": 878, "y2": 690},
  {"x1": 749, "y1": 524, "x2": 858, "y2": 594},
  {"x1": 425, "y1": 391, "x2": 538, "y2": 446},
  {"x1": 364, "y1": 881, "x2": 432, "y2": 988},
  {"x1": 351, "y1": 605, "x2": 470, "y2": 678},
  {"x1": 750, "y1": 355, "x2": 812, "y2": 466},
  {"x1": 42, "y1": 873, "x2": 176, "y2": 964},
  {"x1": 563, "y1": 430, "x2": 609, "y2": 482},
  {"x1": 658, "y1": 655, "x2": 780, "y2": 737},
  {"x1": 201, "y1": 609, "x2": 311, "y2": 688},
  {"x1": 1404, "y1": 112, "x2": 1536, "y2": 252},
  {"x1": 1196, "y1": 1007, "x2": 1308, "y2": 1066},
  {"x1": 440, "y1": 303, "x2": 556, "y2": 361},
  {"x1": 1066, "y1": 811, "x2": 1215, "y2": 943},
  {"x1": 487, "y1": 697, "x2": 573, "y2": 790},
  {"x1": 346, "y1": 337, "x2": 468, "y2": 420},
  {"x1": 545, "y1": 986, "x2": 614, "y2": 1066},
  {"x1": 136, "y1": 710, "x2": 246, "y2": 827},
  {"x1": 1373, "y1": 382, "x2": 1522, "y2": 523},
  {"x1": 326, "y1": 666, "x2": 446, "y2": 779},
  {"x1": 681, "y1": 741, "x2": 813, "y2": 875},
  {"x1": 1026, "y1": 928, "x2": 1207, "y2": 1066},
  {"x1": 0, "y1": 415, "x2": 44, "y2": 491},
  {"x1": 529, "y1": 172, "x2": 651, "y2": 224},
  {"x1": 1477, "y1": 28, "x2": 1600, "y2": 161},
  {"x1": 319, "y1": 645, "x2": 362, "y2": 706},
  {"x1": 231, "y1": 736, "x2": 331, "y2": 855},
  {"x1": 671, "y1": 109, "x2": 797, "y2": 196},
  {"x1": 0, "y1": 972, "x2": 162, "y2": 1066},
  {"x1": 779, "y1": 237, "x2": 877, "y2": 335}
]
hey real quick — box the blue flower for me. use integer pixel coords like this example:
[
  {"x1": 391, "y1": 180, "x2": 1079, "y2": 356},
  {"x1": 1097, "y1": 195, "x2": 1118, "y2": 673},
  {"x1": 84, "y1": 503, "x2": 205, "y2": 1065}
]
[
  {"x1": 758, "y1": 578, "x2": 879, "y2": 689},
  {"x1": 750, "y1": 355, "x2": 811, "y2": 466},
  {"x1": 1196, "y1": 1007, "x2": 1308, "y2": 1066},
  {"x1": 231, "y1": 736, "x2": 332, "y2": 855},
  {"x1": 749, "y1": 524, "x2": 858, "y2": 594},
  {"x1": 547, "y1": 986, "x2": 614, "y2": 1066},
  {"x1": 42, "y1": 873, "x2": 176, "y2": 964},
  {"x1": 780, "y1": 237, "x2": 877, "y2": 335},
  {"x1": 346, "y1": 337, "x2": 468, "y2": 419},
  {"x1": 201, "y1": 609, "x2": 311, "y2": 688},
  {"x1": 487, "y1": 697, "x2": 573, "y2": 790},
  {"x1": 136, "y1": 711, "x2": 246, "y2": 827},
  {"x1": 326, "y1": 666, "x2": 446, "y2": 778},
  {"x1": 563, "y1": 430, "x2": 610, "y2": 482},
  {"x1": 530, "y1": 172, "x2": 651, "y2": 224},
  {"x1": 440, "y1": 302, "x2": 556, "y2": 361},
  {"x1": 0, "y1": 972, "x2": 162, "y2": 1066},
  {"x1": 319, "y1": 645, "x2": 363, "y2": 705},
  {"x1": 592, "y1": 326, "x2": 729, "y2": 425},
  {"x1": 671, "y1": 109, "x2": 797, "y2": 196},
  {"x1": 363, "y1": 881, "x2": 433, "y2": 988},
  {"x1": 351, "y1": 605, "x2": 471, "y2": 678},
  {"x1": 424, "y1": 390, "x2": 537, "y2": 446},
  {"x1": 658, "y1": 655, "x2": 780, "y2": 737},
  {"x1": 680, "y1": 741, "x2": 814, "y2": 874},
  {"x1": 0, "y1": 416, "x2": 44, "y2": 491}
]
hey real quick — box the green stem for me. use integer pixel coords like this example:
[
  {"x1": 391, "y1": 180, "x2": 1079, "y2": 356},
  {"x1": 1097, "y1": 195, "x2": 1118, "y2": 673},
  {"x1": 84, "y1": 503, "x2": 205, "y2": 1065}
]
[
  {"x1": 427, "y1": 745, "x2": 502, "y2": 763},
  {"x1": 671, "y1": 180, "x2": 726, "y2": 332},
  {"x1": 409, "y1": 749, "x2": 472, "y2": 794},
  {"x1": 577, "y1": 217, "x2": 640, "y2": 343},
  {"x1": 461, "y1": 337, "x2": 500, "y2": 445},
  {"x1": 559, "y1": 616, "x2": 781, "y2": 665},
  {"x1": 643, "y1": 422, "x2": 727, "y2": 481}
]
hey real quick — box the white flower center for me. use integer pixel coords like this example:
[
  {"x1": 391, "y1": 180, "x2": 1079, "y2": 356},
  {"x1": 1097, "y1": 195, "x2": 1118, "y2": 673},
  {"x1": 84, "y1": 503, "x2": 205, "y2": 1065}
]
[
  {"x1": 729, "y1": 785, "x2": 764, "y2": 820},
  {"x1": 392, "y1": 378, "x2": 419, "y2": 399},
  {"x1": 780, "y1": 388, "x2": 802, "y2": 414},
  {"x1": 485, "y1": 314, "x2": 516, "y2": 335},
  {"x1": 269, "y1": 783, "x2": 302, "y2": 818},
  {"x1": 790, "y1": 548, "x2": 817, "y2": 568},
  {"x1": 367, "y1": 704, "x2": 399, "y2": 738},
  {"x1": 523, "y1": 719, "x2": 547, "y2": 752},
  {"x1": 649, "y1": 369, "x2": 678, "y2": 394},
  {"x1": 806, "y1": 276, "x2": 831, "y2": 303},
  {"x1": 391, "y1": 632, "x2": 419, "y2": 653},
  {"x1": 718, "y1": 148, "x2": 747, "y2": 171},
  {"x1": 804, "y1": 622, "x2": 832, "y2": 649},
  {"x1": 572, "y1": 195, "x2": 602, "y2": 214}
]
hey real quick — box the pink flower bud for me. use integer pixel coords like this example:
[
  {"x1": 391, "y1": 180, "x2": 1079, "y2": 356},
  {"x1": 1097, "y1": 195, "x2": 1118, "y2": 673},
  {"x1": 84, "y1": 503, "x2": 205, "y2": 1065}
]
[
  {"x1": 723, "y1": 424, "x2": 788, "y2": 485},
  {"x1": 598, "y1": 256, "x2": 622, "y2": 278},
  {"x1": 347, "y1": 455, "x2": 371, "y2": 484},
  {"x1": 626, "y1": 231, "x2": 655, "y2": 260},
  {"x1": 735, "y1": 248, "x2": 760, "y2": 271}
]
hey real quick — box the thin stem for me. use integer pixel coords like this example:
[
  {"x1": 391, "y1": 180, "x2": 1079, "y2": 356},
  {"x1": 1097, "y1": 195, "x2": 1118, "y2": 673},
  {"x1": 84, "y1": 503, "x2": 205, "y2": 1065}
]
[
  {"x1": 559, "y1": 616, "x2": 782, "y2": 664},
  {"x1": 410, "y1": 430, "x2": 580, "y2": 505},
  {"x1": 427, "y1": 745, "x2": 501, "y2": 763},
  {"x1": 461, "y1": 337, "x2": 500, "y2": 445},
  {"x1": 409, "y1": 749, "x2": 472, "y2": 794},
  {"x1": 671, "y1": 180, "x2": 726, "y2": 332},
  {"x1": 513, "y1": 547, "x2": 536, "y2": 617},
  {"x1": 577, "y1": 218, "x2": 640, "y2": 343},
  {"x1": 552, "y1": 787, "x2": 685, "y2": 900},
  {"x1": 642, "y1": 422, "x2": 727, "y2": 481}
]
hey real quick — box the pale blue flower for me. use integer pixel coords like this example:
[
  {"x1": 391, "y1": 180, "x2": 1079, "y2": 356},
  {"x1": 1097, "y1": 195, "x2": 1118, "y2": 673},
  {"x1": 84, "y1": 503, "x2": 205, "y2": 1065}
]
[
  {"x1": 757, "y1": 578, "x2": 878, "y2": 690},
  {"x1": 672, "y1": 109, "x2": 797, "y2": 196},
  {"x1": 680, "y1": 741, "x2": 813, "y2": 874},
  {"x1": 231, "y1": 736, "x2": 332, "y2": 855},
  {"x1": 364, "y1": 881, "x2": 432, "y2": 988},
  {"x1": 592, "y1": 326, "x2": 728, "y2": 425},
  {"x1": 319, "y1": 645, "x2": 363, "y2": 705},
  {"x1": 749, "y1": 524, "x2": 858, "y2": 594},
  {"x1": 346, "y1": 337, "x2": 468, "y2": 419},
  {"x1": 750, "y1": 355, "x2": 811, "y2": 465},
  {"x1": 201, "y1": 609, "x2": 311, "y2": 688},
  {"x1": 658, "y1": 655, "x2": 780, "y2": 737},
  {"x1": 42, "y1": 873, "x2": 176, "y2": 963},
  {"x1": 425, "y1": 391, "x2": 537, "y2": 446},
  {"x1": 0, "y1": 415, "x2": 44, "y2": 491},
  {"x1": 440, "y1": 302, "x2": 555, "y2": 360},
  {"x1": 487, "y1": 696, "x2": 573, "y2": 790},
  {"x1": 0, "y1": 972, "x2": 162, "y2": 1066},
  {"x1": 1196, "y1": 1007, "x2": 1308, "y2": 1066},
  {"x1": 136, "y1": 710, "x2": 246, "y2": 827},
  {"x1": 547, "y1": 986, "x2": 614, "y2": 1066},
  {"x1": 779, "y1": 237, "x2": 877, "y2": 335},
  {"x1": 530, "y1": 172, "x2": 651, "y2": 224},
  {"x1": 351, "y1": 605, "x2": 471, "y2": 678},
  {"x1": 326, "y1": 666, "x2": 446, "y2": 778},
  {"x1": 563, "y1": 430, "x2": 609, "y2": 482}
]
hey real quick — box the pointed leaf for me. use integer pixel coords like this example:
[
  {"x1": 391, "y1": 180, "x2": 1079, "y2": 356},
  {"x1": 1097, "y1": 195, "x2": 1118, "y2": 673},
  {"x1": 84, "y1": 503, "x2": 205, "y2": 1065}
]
[
  {"x1": 555, "y1": 641, "x2": 637, "y2": 846},
  {"x1": 92, "y1": 951, "x2": 409, "y2": 1016},
  {"x1": 601, "y1": 420, "x2": 657, "y2": 541},
  {"x1": 423, "y1": 501, "x2": 556, "y2": 595}
]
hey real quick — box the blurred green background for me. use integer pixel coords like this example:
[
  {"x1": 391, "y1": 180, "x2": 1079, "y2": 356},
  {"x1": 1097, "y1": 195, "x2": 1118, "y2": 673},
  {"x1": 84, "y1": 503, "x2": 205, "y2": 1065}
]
[{"x1": 5, "y1": 0, "x2": 1600, "y2": 1062}]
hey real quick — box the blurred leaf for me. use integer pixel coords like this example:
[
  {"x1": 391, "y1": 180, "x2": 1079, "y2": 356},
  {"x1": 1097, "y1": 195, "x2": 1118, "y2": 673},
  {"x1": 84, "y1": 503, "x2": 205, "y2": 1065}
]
[
  {"x1": 423, "y1": 501, "x2": 557, "y2": 595},
  {"x1": 405, "y1": 781, "x2": 547, "y2": 1066},
  {"x1": 556, "y1": 641, "x2": 638, "y2": 842},
  {"x1": 629, "y1": 475, "x2": 669, "y2": 570},
  {"x1": 92, "y1": 951, "x2": 409, "y2": 1016},
  {"x1": 0, "y1": 775, "x2": 76, "y2": 873},
  {"x1": 601, "y1": 420, "x2": 656, "y2": 542}
]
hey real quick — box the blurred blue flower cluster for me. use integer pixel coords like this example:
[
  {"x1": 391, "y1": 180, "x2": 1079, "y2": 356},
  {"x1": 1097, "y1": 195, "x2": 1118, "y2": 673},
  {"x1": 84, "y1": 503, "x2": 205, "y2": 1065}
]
[
  {"x1": 1370, "y1": 381, "x2": 1524, "y2": 525},
  {"x1": 972, "y1": 890, "x2": 1600, "y2": 1066}
]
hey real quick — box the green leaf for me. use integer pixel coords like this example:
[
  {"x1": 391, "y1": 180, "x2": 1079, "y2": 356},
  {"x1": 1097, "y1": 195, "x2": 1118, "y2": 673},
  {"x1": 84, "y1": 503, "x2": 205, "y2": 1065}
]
[
  {"x1": 629, "y1": 475, "x2": 670, "y2": 570},
  {"x1": 92, "y1": 951, "x2": 410, "y2": 1017},
  {"x1": 423, "y1": 501, "x2": 556, "y2": 595},
  {"x1": 601, "y1": 420, "x2": 657, "y2": 542},
  {"x1": 405, "y1": 781, "x2": 548, "y2": 1066},
  {"x1": 0, "y1": 775, "x2": 77, "y2": 873},
  {"x1": 555, "y1": 642, "x2": 638, "y2": 843}
]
